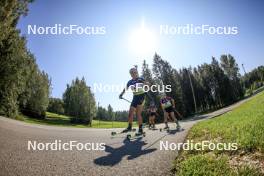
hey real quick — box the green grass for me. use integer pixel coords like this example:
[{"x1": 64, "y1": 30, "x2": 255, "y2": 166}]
[
  {"x1": 21, "y1": 112, "x2": 137, "y2": 128},
  {"x1": 176, "y1": 154, "x2": 234, "y2": 176},
  {"x1": 174, "y1": 91, "x2": 264, "y2": 175},
  {"x1": 90, "y1": 119, "x2": 137, "y2": 128}
]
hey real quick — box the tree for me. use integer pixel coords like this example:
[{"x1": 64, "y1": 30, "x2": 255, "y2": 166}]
[
  {"x1": 96, "y1": 106, "x2": 108, "y2": 120},
  {"x1": 0, "y1": 0, "x2": 50, "y2": 118},
  {"x1": 47, "y1": 98, "x2": 64, "y2": 115},
  {"x1": 0, "y1": 32, "x2": 29, "y2": 117},
  {"x1": 179, "y1": 68, "x2": 196, "y2": 115},
  {"x1": 63, "y1": 77, "x2": 96, "y2": 124},
  {"x1": 114, "y1": 110, "x2": 129, "y2": 122},
  {"x1": 152, "y1": 53, "x2": 184, "y2": 117},
  {"x1": 21, "y1": 70, "x2": 50, "y2": 118},
  {"x1": 149, "y1": 53, "x2": 246, "y2": 117},
  {"x1": 141, "y1": 60, "x2": 159, "y2": 107},
  {"x1": 107, "y1": 104, "x2": 114, "y2": 121},
  {"x1": 220, "y1": 54, "x2": 244, "y2": 100},
  {"x1": 242, "y1": 66, "x2": 264, "y2": 90}
]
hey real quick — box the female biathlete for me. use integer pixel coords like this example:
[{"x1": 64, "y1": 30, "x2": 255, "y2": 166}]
[
  {"x1": 147, "y1": 104, "x2": 158, "y2": 129},
  {"x1": 160, "y1": 93, "x2": 181, "y2": 130},
  {"x1": 119, "y1": 67, "x2": 149, "y2": 135}
]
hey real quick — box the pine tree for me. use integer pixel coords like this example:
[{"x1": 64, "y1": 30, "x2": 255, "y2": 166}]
[{"x1": 63, "y1": 77, "x2": 96, "y2": 124}]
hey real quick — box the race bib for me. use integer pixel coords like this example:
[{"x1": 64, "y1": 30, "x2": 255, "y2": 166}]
[
  {"x1": 162, "y1": 101, "x2": 172, "y2": 108},
  {"x1": 133, "y1": 83, "x2": 145, "y2": 95}
]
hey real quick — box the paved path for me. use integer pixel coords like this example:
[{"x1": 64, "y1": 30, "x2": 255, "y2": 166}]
[{"x1": 0, "y1": 96, "x2": 254, "y2": 176}]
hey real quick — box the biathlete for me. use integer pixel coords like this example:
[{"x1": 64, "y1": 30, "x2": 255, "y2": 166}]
[
  {"x1": 119, "y1": 67, "x2": 149, "y2": 135},
  {"x1": 147, "y1": 104, "x2": 158, "y2": 129},
  {"x1": 160, "y1": 93, "x2": 181, "y2": 130}
]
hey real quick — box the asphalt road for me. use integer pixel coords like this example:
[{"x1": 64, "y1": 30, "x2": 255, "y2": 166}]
[{"x1": 0, "y1": 97, "x2": 252, "y2": 176}]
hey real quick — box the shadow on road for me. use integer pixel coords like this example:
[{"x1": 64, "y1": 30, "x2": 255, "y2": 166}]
[
  {"x1": 167, "y1": 128, "x2": 185, "y2": 135},
  {"x1": 94, "y1": 137, "x2": 157, "y2": 166}
]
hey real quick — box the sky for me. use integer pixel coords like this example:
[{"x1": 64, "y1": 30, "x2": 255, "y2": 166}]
[{"x1": 17, "y1": 0, "x2": 264, "y2": 110}]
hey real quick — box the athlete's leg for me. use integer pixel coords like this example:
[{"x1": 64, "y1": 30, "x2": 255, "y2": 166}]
[
  {"x1": 136, "y1": 104, "x2": 143, "y2": 126},
  {"x1": 122, "y1": 106, "x2": 135, "y2": 132},
  {"x1": 148, "y1": 116, "x2": 152, "y2": 128},
  {"x1": 169, "y1": 111, "x2": 180, "y2": 128},
  {"x1": 164, "y1": 111, "x2": 169, "y2": 128},
  {"x1": 163, "y1": 111, "x2": 167, "y2": 123},
  {"x1": 151, "y1": 116, "x2": 155, "y2": 128},
  {"x1": 169, "y1": 111, "x2": 176, "y2": 121},
  {"x1": 149, "y1": 116, "x2": 152, "y2": 126},
  {"x1": 128, "y1": 106, "x2": 136, "y2": 124},
  {"x1": 136, "y1": 104, "x2": 144, "y2": 133}
]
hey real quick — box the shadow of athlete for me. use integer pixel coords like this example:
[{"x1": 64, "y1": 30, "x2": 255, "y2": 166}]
[
  {"x1": 94, "y1": 138, "x2": 157, "y2": 166},
  {"x1": 167, "y1": 128, "x2": 185, "y2": 135}
]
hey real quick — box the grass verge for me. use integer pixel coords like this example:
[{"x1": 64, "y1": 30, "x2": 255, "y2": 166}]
[
  {"x1": 20, "y1": 112, "x2": 136, "y2": 128},
  {"x1": 173, "y1": 91, "x2": 264, "y2": 175}
]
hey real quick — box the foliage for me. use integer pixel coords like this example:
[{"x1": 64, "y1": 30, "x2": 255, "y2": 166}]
[
  {"x1": 242, "y1": 66, "x2": 264, "y2": 92},
  {"x1": 174, "y1": 91, "x2": 264, "y2": 175},
  {"x1": 47, "y1": 98, "x2": 64, "y2": 115},
  {"x1": 63, "y1": 77, "x2": 96, "y2": 124},
  {"x1": 141, "y1": 53, "x2": 249, "y2": 118},
  {"x1": 0, "y1": 0, "x2": 50, "y2": 118},
  {"x1": 21, "y1": 112, "x2": 136, "y2": 128}
]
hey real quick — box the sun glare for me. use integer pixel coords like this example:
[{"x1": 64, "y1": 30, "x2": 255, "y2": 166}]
[{"x1": 128, "y1": 20, "x2": 157, "y2": 56}]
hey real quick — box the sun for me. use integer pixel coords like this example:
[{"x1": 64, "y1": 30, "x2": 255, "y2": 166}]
[{"x1": 128, "y1": 20, "x2": 157, "y2": 56}]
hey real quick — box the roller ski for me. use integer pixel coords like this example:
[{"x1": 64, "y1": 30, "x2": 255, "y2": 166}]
[
  {"x1": 159, "y1": 123, "x2": 182, "y2": 132},
  {"x1": 111, "y1": 125, "x2": 136, "y2": 136},
  {"x1": 148, "y1": 124, "x2": 158, "y2": 130},
  {"x1": 169, "y1": 126, "x2": 182, "y2": 132},
  {"x1": 126, "y1": 128, "x2": 146, "y2": 141},
  {"x1": 159, "y1": 126, "x2": 170, "y2": 132}
]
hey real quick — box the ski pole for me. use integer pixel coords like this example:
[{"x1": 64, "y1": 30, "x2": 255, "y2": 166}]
[
  {"x1": 121, "y1": 97, "x2": 131, "y2": 103},
  {"x1": 174, "y1": 108, "x2": 183, "y2": 119}
]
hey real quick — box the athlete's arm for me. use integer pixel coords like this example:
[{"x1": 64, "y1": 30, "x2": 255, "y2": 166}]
[
  {"x1": 160, "y1": 102, "x2": 165, "y2": 111},
  {"x1": 119, "y1": 88, "x2": 126, "y2": 99},
  {"x1": 120, "y1": 81, "x2": 130, "y2": 99},
  {"x1": 171, "y1": 99, "x2": 175, "y2": 108}
]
